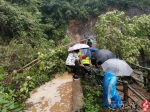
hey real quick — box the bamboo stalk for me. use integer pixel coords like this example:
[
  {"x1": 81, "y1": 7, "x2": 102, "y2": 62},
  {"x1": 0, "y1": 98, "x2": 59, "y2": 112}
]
[{"x1": 16, "y1": 59, "x2": 38, "y2": 73}]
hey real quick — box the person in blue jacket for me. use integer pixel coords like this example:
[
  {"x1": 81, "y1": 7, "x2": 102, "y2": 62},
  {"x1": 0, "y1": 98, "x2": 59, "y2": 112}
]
[{"x1": 103, "y1": 71, "x2": 122, "y2": 112}]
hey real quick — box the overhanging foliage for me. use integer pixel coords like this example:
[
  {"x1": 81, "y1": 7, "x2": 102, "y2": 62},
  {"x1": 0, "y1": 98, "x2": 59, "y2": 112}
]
[{"x1": 95, "y1": 10, "x2": 150, "y2": 63}]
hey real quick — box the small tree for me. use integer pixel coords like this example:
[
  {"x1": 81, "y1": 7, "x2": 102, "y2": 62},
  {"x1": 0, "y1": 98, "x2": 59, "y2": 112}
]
[{"x1": 95, "y1": 10, "x2": 150, "y2": 64}]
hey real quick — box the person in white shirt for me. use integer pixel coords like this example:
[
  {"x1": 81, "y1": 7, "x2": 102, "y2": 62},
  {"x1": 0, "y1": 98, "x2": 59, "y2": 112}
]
[{"x1": 66, "y1": 49, "x2": 80, "y2": 80}]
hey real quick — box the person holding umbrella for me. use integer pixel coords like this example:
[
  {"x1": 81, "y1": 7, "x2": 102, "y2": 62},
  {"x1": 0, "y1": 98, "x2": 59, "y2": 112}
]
[
  {"x1": 65, "y1": 49, "x2": 80, "y2": 80},
  {"x1": 78, "y1": 48, "x2": 92, "y2": 78},
  {"x1": 92, "y1": 49, "x2": 116, "y2": 68},
  {"x1": 102, "y1": 71, "x2": 122, "y2": 112},
  {"x1": 67, "y1": 43, "x2": 90, "y2": 79},
  {"x1": 88, "y1": 47, "x2": 99, "y2": 65},
  {"x1": 101, "y1": 58, "x2": 133, "y2": 111}
]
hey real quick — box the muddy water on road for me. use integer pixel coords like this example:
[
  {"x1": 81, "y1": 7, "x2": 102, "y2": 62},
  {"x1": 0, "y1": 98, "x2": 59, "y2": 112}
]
[{"x1": 25, "y1": 72, "x2": 73, "y2": 112}]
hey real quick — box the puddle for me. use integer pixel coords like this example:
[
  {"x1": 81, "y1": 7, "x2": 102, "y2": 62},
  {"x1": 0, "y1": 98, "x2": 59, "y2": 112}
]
[
  {"x1": 50, "y1": 82, "x2": 72, "y2": 112},
  {"x1": 25, "y1": 72, "x2": 73, "y2": 112}
]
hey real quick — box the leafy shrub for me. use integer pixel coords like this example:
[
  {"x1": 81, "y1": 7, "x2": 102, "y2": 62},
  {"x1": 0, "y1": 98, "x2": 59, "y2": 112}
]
[
  {"x1": 0, "y1": 66, "x2": 23, "y2": 112},
  {"x1": 95, "y1": 10, "x2": 150, "y2": 64},
  {"x1": 81, "y1": 77, "x2": 108, "y2": 112},
  {"x1": 61, "y1": 36, "x2": 71, "y2": 45},
  {"x1": 38, "y1": 47, "x2": 68, "y2": 77}
]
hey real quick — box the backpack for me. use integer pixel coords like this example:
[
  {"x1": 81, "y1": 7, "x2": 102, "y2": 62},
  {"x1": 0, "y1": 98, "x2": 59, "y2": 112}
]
[{"x1": 81, "y1": 48, "x2": 91, "y2": 58}]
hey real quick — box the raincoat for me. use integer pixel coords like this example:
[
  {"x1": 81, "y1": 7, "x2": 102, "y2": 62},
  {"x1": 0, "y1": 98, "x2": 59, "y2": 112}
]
[{"x1": 103, "y1": 72, "x2": 122, "y2": 108}]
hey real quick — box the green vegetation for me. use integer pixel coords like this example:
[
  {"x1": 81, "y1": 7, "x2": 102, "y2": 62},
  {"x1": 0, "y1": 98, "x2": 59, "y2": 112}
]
[
  {"x1": 0, "y1": 47, "x2": 68, "y2": 111},
  {"x1": 95, "y1": 10, "x2": 150, "y2": 64},
  {"x1": 80, "y1": 76, "x2": 108, "y2": 112},
  {"x1": 1, "y1": 0, "x2": 150, "y2": 44},
  {"x1": 1, "y1": 0, "x2": 150, "y2": 111},
  {"x1": 0, "y1": 66, "x2": 23, "y2": 111}
]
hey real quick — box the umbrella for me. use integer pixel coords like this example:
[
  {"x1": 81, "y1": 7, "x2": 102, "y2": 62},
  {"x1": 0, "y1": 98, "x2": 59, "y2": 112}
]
[
  {"x1": 93, "y1": 49, "x2": 116, "y2": 63},
  {"x1": 68, "y1": 43, "x2": 89, "y2": 51},
  {"x1": 101, "y1": 58, "x2": 133, "y2": 76},
  {"x1": 68, "y1": 47, "x2": 73, "y2": 51},
  {"x1": 89, "y1": 47, "x2": 99, "y2": 52}
]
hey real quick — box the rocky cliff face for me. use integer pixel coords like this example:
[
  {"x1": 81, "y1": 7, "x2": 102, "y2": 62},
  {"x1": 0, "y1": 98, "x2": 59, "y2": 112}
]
[
  {"x1": 66, "y1": 18, "x2": 97, "y2": 43},
  {"x1": 66, "y1": 7, "x2": 150, "y2": 42}
]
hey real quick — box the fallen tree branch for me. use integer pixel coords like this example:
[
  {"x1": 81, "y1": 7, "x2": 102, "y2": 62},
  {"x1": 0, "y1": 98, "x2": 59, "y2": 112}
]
[
  {"x1": 16, "y1": 59, "x2": 39, "y2": 73},
  {"x1": 15, "y1": 38, "x2": 96, "y2": 73}
]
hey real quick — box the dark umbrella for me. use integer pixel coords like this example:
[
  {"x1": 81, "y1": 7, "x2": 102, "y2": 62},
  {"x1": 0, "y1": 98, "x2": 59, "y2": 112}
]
[{"x1": 93, "y1": 49, "x2": 116, "y2": 64}]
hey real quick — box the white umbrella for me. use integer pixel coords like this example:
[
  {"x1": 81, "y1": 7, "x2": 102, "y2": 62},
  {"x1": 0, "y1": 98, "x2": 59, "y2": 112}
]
[
  {"x1": 68, "y1": 47, "x2": 73, "y2": 51},
  {"x1": 68, "y1": 43, "x2": 89, "y2": 51},
  {"x1": 101, "y1": 58, "x2": 133, "y2": 76}
]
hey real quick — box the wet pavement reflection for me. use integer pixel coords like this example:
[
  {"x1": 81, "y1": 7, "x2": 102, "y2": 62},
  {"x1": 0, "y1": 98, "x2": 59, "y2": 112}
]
[{"x1": 25, "y1": 72, "x2": 73, "y2": 112}]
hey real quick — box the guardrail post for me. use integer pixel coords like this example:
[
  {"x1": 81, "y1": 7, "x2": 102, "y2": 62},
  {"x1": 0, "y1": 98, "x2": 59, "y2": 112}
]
[
  {"x1": 144, "y1": 75, "x2": 147, "y2": 87},
  {"x1": 147, "y1": 70, "x2": 150, "y2": 92},
  {"x1": 123, "y1": 81, "x2": 129, "y2": 102}
]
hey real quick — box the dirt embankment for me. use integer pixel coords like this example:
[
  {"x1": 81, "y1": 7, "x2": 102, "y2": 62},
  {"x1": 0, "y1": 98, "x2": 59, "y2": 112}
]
[{"x1": 66, "y1": 18, "x2": 97, "y2": 43}]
